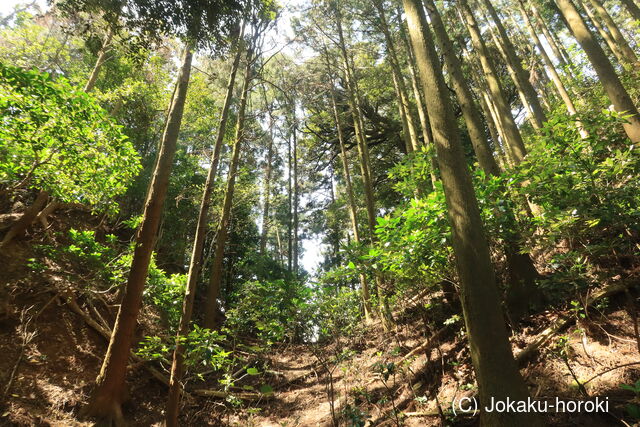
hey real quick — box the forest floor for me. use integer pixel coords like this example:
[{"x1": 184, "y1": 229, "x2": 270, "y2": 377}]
[{"x1": 1, "y1": 208, "x2": 639, "y2": 426}]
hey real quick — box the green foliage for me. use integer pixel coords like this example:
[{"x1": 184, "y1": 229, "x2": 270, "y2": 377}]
[
  {"x1": 513, "y1": 110, "x2": 640, "y2": 282},
  {"x1": 0, "y1": 63, "x2": 141, "y2": 212},
  {"x1": 226, "y1": 279, "x2": 311, "y2": 343}
]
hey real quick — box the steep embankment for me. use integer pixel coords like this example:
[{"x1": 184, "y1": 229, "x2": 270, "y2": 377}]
[{"x1": 1, "y1": 206, "x2": 639, "y2": 426}]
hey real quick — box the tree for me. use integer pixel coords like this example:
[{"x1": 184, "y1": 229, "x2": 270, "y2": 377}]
[
  {"x1": 83, "y1": 46, "x2": 194, "y2": 423},
  {"x1": 555, "y1": 0, "x2": 640, "y2": 142},
  {"x1": 0, "y1": 63, "x2": 140, "y2": 249},
  {"x1": 401, "y1": 0, "x2": 540, "y2": 425},
  {"x1": 203, "y1": 14, "x2": 272, "y2": 328},
  {"x1": 165, "y1": 23, "x2": 245, "y2": 426}
]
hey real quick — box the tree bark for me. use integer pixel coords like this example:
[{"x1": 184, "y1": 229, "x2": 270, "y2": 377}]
[
  {"x1": 203, "y1": 46, "x2": 253, "y2": 329},
  {"x1": 556, "y1": 0, "x2": 640, "y2": 142},
  {"x1": 84, "y1": 46, "x2": 193, "y2": 423},
  {"x1": 519, "y1": 0, "x2": 587, "y2": 138},
  {"x1": 530, "y1": 3, "x2": 574, "y2": 70},
  {"x1": 620, "y1": 0, "x2": 640, "y2": 21},
  {"x1": 580, "y1": 0, "x2": 628, "y2": 63},
  {"x1": 402, "y1": 1, "x2": 539, "y2": 424},
  {"x1": 423, "y1": 0, "x2": 500, "y2": 176},
  {"x1": 479, "y1": 0, "x2": 546, "y2": 129},
  {"x1": 260, "y1": 116, "x2": 274, "y2": 255},
  {"x1": 328, "y1": 73, "x2": 372, "y2": 321},
  {"x1": 587, "y1": 0, "x2": 638, "y2": 65},
  {"x1": 165, "y1": 28, "x2": 244, "y2": 427},
  {"x1": 374, "y1": 0, "x2": 421, "y2": 153},
  {"x1": 458, "y1": 0, "x2": 528, "y2": 165}
]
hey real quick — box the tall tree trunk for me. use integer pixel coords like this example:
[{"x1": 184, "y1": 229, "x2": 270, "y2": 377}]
[
  {"x1": 458, "y1": 0, "x2": 528, "y2": 164},
  {"x1": 327, "y1": 70, "x2": 373, "y2": 321},
  {"x1": 587, "y1": 0, "x2": 638, "y2": 64},
  {"x1": 334, "y1": 6, "x2": 390, "y2": 324},
  {"x1": 484, "y1": 22, "x2": 540, "y2": 130},
  {"x1": 84, "y1": 26, "x2": 114, "y2": 93},
  {"x1": 479, "y1": 0, "x2": 546, "y2": 129},
  {"x1": 84, "y1": 46, "x2": 193, "y2": 423},
  {"x1": 530, "y1": 3, "x2": 574, "y2": 70},
  {"x1": 519, "y1": 0, "x2": 587, "y2": 137},
  {"x1": 203, "y1": 49, "x2": 253, "y2": 329},
  {"x1": 556, "y1": 0, "x2": 640, "y2": 142},
  {"x1": 165, "y1": 30, "x2": 243, "y2": 426},
  {"x1": 402, "y1": 1, "x2": 539, "y2": 424},
  {"x1": 427, "y1": 0, "x2": 542, "y2": 320},
  {"x1": 423, "y1": 0, "x2": 499, "y2": 176},
  {"x1": 292, "y1": 111, "x2": 299, "y2": 275},
  {"x1": 398, "y1": 14, "x2": 439, "y2": 185},
  {"x1": 620, "y1": 0, "x2": 640, "y2": 21},
  {"x1": 374, "y1": 0, "x2": 420, "y2": 153},
  {"x1": 260, "y1": 116, "x2": 275, "y2": 255},
  {"x1": 580, "y1": 0, "x2": 629, "y2": 63}
]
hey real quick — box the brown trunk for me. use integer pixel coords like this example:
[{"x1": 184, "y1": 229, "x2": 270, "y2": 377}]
[
  {"x1": 398, "y1": 10, "x2": 438, "y2": 185},
  {"x1": 458, "y1": 0, "x2": 528, "y2": 164},
  {"x1": 587, "y1": 0, "x2": 638, "y2": 65},
  {"x1": 479, "y1": 0, "x2": 546, "y2": 129},
  {"x1": 519, "y1": 0, "x2": 586, "y2": 135},
  {"x1": 374, "y1": 0, "x2": 420, "y2": 153},
  {"x1": 621, "y1": 0, "x2": 640, "y2": 21},
  {"x1": 423, "y1": 0, "x2": 500, "y2": 176},
  {"x1": 556, "y1": 0, "x2": 640, "y2": 142},
  {"x1": 203, "y1": 47, "x2": 253, "y2": 329},
  {"x1": 84, "y1": 26, "x2": 114, "y2": 93},
  {"x1": 84, "y1": 46, "x2": 193, "y2": 423},
  {"x1": 165, "y1": 28, "x2": 244, "y2": 426},
  {"x1": 327, "y1": 66, "x2": 372, "y2": 321},
  {"x1": 427, "y1": 0, "x2": 542, "y2": 319},
  {"x1": 292, "y1": 111, "x2": 299, "y2": 275},
  {"x1": 580, "y1": 0, "x2": 628, "y2": 63},
  {"x1": 260, "y1": 118, "x2": 274, "y2": 255},
  {"x1": 402, "y1": 1, "x2": 539, "y2": 424},
  {"x1": 0, "y1": 190, "x2": 49, "y2": 250},
  {"x1": 334, "y1": 6, "x2": 389, "y2": 324},
  {"x1": 530, "y1": 3, "x2": 574, "y2": 70}
]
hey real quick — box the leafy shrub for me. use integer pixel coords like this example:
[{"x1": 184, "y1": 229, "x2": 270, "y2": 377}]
[{"x1": 0, "y1": 63, "x2": 141, "y2": 212}]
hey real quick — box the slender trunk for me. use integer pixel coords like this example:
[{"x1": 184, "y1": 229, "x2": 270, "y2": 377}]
[
  {"x1": 292, "y1": 112, "x2": 299, "y2": 275},
  {"x1": 398, "y1": 9, "x2": 439, "y2": 184},
  {"x1": 165, "y1": 29, "x2": 243, "y2": 426},
  {"x1": 519, "y1": 0, "x2": 587, "y2": 137},
  {"x1": 203, "y1": 49, "x2": 253, "y2": 329},
  {"x1": 530, "y1": 3, "x2": 573, "y2": 69},
  {"x1": 84, "y1": 46, "x2": 193, "y2": 422},
  {"x1": 485, "y1": 22, "x2": 540, "y2": 130},
  {"x1": 587, "y1": 0, "x2": 638, "y2": 64},
  {"x1": 459, "y1": 0, "x2": 528, "y2": 164},
  {"x1": 84, "y1": 26, "x2": 114, "y2": 93},
  {"x1": 334, "y1": 6, "x2": 389, "y2": 323},
  {"x1": 580, "y1": 0, "x2": 628, "y2": 63},
  {"x1": 423, "y1": 0, "x2": 499, "y2": 176},
  {"x1": 402, "y1": 1, "x2": 539, "y2": 424},
  {"x1": 621, "y1": 0, "x2": 640, "y2": 21},
  {"x1": 328, "y1": 75, "x2": 372, "y2": 321},
  {"x1": 260, "y1": 117, "x2": 274, "y2": 255},
  {"x1": 374, "y1": 0, "x2": 420, "y2": 153},
  {"x1": 428, "y1": 0, "x2": 541, "y2": 319},
  {"x1": 287, "y1": 124, "x2": 293, "y2": 273},
  {"x1": 556, "y1": 0, "x2": 640, "y2": 142},
  {"x1": 479, "y1": 0, "x2": 546, "y2": 129}
]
